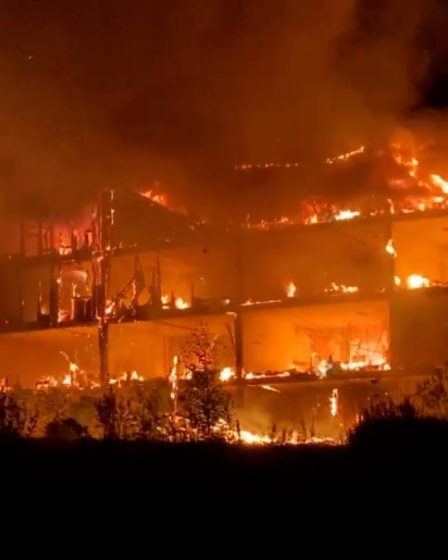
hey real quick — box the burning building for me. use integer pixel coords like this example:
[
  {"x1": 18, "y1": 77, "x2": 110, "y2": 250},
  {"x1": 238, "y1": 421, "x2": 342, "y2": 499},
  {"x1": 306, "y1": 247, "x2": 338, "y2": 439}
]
[{"x1": 0, "y1": 143, "x2": 448, "y2": 437}]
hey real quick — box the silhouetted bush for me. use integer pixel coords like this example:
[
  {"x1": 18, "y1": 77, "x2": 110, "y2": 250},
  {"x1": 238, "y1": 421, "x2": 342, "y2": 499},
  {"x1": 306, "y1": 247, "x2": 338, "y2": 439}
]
[
  {"x1": 95, "y1": 384, "x2": 169, "y2": 440},
  {"x1": 45, "y1": 417, "x2": 90, "y2": 441},
  {"x1": 0, "y1": 392, "x2": 38, "y2": 439},
  {"x1": 415, "y1": 367, "x2": 448, "y2": 418},
  {"x1": 348, "y1": 394, "x2": 448, "y2": 451}
]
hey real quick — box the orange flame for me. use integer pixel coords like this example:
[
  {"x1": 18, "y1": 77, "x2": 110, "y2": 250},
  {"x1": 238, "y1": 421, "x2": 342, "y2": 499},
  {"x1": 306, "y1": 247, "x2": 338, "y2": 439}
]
[
  {"x1": 406, "y1": 274, "x2": 431, "y2": 289},
  {"x1": 140, "y1": 189, "x2": 168, "y2": 207},
  {"x1": 385, "y1": 239, "x2": 397, "y2": 257},
  {"x1": 219, "y1": 367, "x2": 235, "y2": 382},
  {"x1": 286, "y1": 281, "x2": 297, "y2": 298},
  {"x1": 325, "y1": 283, "x2": 359, "y2": 294},
  {"x1": 330, "y1": 388, "x2": 338, "y2": 417},
  {"x1": 430, "y1": 174, "x2": 448, "y2": 194}
]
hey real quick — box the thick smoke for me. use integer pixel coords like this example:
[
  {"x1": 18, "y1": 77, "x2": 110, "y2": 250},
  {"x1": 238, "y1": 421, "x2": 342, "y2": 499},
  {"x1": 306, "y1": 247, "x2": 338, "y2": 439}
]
[{"x1": 0, "y1": 0, "x2": 447, "y2": 226}]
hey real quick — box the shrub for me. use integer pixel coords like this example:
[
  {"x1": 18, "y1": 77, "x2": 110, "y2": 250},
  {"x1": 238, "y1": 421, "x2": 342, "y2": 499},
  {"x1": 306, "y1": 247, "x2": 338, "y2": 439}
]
[
  {"x1": 415, "y1": 367, "x2": 448, "y2": 418},
  {"x1": 179, "y1": 370, "x2": 232, "y2": 440},
  {"x1": 0, "y1": 392, "x2": 38, "y2": 439},
  {"x1": 45, "y1": 417, "x2": 90, "y2": 441}
]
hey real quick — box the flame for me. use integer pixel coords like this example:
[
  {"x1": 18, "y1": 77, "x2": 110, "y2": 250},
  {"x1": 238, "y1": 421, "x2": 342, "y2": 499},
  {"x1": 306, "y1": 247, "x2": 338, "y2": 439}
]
[
  {"x1": 105, "y1": 299, "x2": 115, "y2": 316},
  {"x1": 325, "y1": 283, "x2": 359, "y2": 294},
  {"x1": 385, "y1": 239, "x2": 397, "y2": 257},
  {"x1": 406, "y1": 274, "x2": 431, "y2": 289},
  {"x1": 161, "y1": 294, "x2": 170, "y2": 308},
  {"x1": 241, "y1": 298, "x2": 282, "y2": 306},
  {"x1": 129, "y1": 370, "x2": 143, "y2": 381},
  {"x1": 235, "y1": 162, "x2": 300, "y2": 171},
  {"x1": 286, "y1": 281, "x2": 297, "y2": 298},
  {"x1": 160, "y1": 294, "x2": 190, "y2": 310},
  {"x1": 394, "y1": 275, "x2": 401, "y2": 287},
  {"x1": 244, "y1": 371, "x2": 291, "y2": 380},
  {"x1": 306, "y1": 214, "x2": 319, "y2": 224},
  {"x1": 57, "y1": 309, "x2": 69, "y2": 323},
  {"x1": 219, "y1": 367, "x2": 235, "y2": 382},
  {"x1": 259, "y1": 384, "x2": 281, "y2": 393},
  {"x1": 333, "y1": 209, "x2": 361, "y2": 221},
  {"x1": 109, "y1": 370, "x2": 144, "y2": 386},
  {"x1": 325, "y1": 145, "x2": 365, "y2": 165},
  {"x1": 140, "y1": 189, "x2": 168, "y2": 207},
  {"x1": 315, "y1": 356, "x2": 390, "y2": 377},
  {"x1": 35, "y1": 376, "x2": 59, "y2": 390},
  {"x1": 339, "y1": 358, "x2": 390, "y2": 371},
  {"x1": 0, "y1": 378, "x2": 11, "y2": 393},
  {"x1": 330, "y1": 388, "x2": 338, "y2": 417},
  {"x1": 243, "y1": 143, "x2": 448, "y2": 232},
  {"x1": 430, "y1": 174, "x2": 448, "y2": 194},
  {"x1": 239, "y1": 430, "x2": 272, "y2": 445},
  {"x1": 175, "y1": 297, "x2": 190, "y2": 310},
  {"x1": 169, "y1": 355, "x2": 179, "y2": 405},
  {"x1": 234, "y1": 428, "x2": 336, "y2": 446},
  {"x1": 62, "y1": 374, "x2": 72, "y2": 386}
]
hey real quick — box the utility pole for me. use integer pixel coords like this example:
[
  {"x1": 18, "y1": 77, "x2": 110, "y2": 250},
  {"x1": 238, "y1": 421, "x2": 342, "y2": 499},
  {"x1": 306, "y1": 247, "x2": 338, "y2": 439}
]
[{"x1": 95, "y1": 188, "x2": 114, "y2": 387}]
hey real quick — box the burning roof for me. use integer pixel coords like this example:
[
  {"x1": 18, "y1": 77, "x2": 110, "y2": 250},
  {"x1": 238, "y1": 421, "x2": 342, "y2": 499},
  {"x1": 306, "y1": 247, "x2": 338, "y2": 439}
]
[
  {"x1": 232, "y1": 142, "x2": 448, "y2": 229},
  {"x1": 110, "y1": 189, "x2": 207, "y2": 250}
]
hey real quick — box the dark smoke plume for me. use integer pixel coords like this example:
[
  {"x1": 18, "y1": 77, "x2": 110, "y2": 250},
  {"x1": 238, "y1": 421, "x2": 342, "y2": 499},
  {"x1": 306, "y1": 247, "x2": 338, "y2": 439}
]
[{"x1": 0, "y1": 0, "x2": 447, "y2": 228}]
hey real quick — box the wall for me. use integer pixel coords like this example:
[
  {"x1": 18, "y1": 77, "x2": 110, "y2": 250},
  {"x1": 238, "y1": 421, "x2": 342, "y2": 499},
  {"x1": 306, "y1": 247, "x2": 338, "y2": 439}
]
[
  {"x1": 240, "y1": 220, "x2": 391, "y2": 301},
  {"x1": 0, "y1": 313, "x2": 235, "y2": 387},
  {"x1": 393, "y1": 215, "x2": 448, "y2": 283},
  {"x1": 390, "y1": 289, "x2": 448, "y2": 368},
  {"x1": 241, "y1": 299, "x2": 389, "y2": 373}
]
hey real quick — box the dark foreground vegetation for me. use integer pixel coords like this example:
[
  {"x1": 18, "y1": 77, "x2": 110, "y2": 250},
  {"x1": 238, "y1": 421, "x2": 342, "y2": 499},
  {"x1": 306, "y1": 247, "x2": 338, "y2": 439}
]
[
  {"x1": 2, "y1": 367, "x2": 448, "y2": 492},
  {"x1": 2, "y1": 417, "x2": 448, "y2": 494}
]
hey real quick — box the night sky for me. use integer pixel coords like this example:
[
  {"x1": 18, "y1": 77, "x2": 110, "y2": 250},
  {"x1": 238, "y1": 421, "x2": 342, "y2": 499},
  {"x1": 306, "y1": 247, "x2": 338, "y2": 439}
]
[{"x1": 0, "y1": 0, "x2": 448, "y2": 221}]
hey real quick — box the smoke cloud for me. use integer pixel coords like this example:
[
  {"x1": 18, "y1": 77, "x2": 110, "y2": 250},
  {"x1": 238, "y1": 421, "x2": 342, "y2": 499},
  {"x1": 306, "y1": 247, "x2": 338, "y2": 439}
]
[{"x1": 0, "y1": 0, "x2": 447, "y2": 224}]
